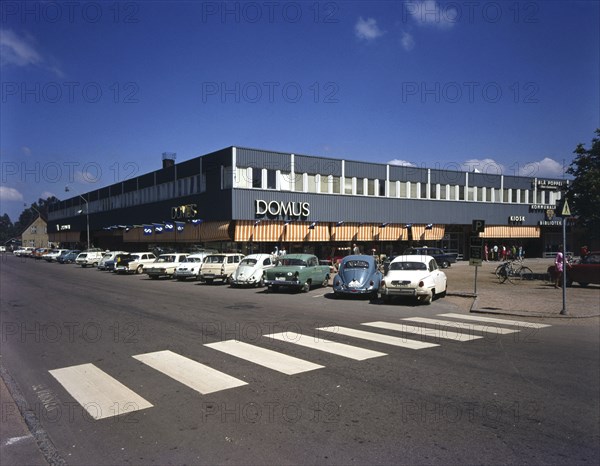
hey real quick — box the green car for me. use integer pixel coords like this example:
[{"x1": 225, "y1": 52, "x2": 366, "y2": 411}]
[{"x1": 264, "y1": 254, "x2": 330, "y2": 293}]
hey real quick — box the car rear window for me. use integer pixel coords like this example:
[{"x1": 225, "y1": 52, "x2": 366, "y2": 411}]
[
  {"x1": 390, "y1": 261, "x2": 427, "y2": 271},
  {"x1": 280, "y1": 258, "x2": 307, "y2": 267},
  {"x1": 241, "y1": 258, "x2": 257, "y2": 266},
  {"x1": 344, "y1": 260, "x2": 369, "y2": 269},
  {"x1": 205, "y1": 255, "x2": 225, "y2": 263}
]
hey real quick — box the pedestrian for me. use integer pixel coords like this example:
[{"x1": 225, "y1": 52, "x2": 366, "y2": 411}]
[
  {"x1": 280, "y1": 247, "x2": 286, "y2": 256},
  {"x1": 501, "y1": 244, "x2": 507, "y2": 261},
  {"x1": 352, "y1": 243, "x2": 360, "y2": 255},
  {"x1": 493, "y1": 244, "x2": 498, "y2": 261},
  {"x1": 511, "y1": 244, "x2": 516, "y2": 259},
  {"x1": 484, "y1": 243, "x2": 489, "y2": 261},
  {"x1": 580, "y1": 245, "x2": 589, "y2": 260},
  {"x1": 518, "y1": 245, "x2": 523, "y2": 259},
  {"x1": 554, "y1": 245, "x2": 564, "y2": 288}
]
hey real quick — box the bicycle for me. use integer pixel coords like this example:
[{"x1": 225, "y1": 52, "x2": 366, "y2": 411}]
[{"x1": 495, "y1": 259, "x2": 533, "y2": 283}]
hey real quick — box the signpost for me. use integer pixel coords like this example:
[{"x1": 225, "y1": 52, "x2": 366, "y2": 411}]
[
  {"x1": 559, "y1": 199, "x2": 570, "y2": 315},
  {"x1": 470, "y1": 220, "x2": 485, "y2": 295}
]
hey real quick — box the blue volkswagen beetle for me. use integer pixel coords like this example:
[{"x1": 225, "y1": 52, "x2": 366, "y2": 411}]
[{"x1": 333, "y1": 255, "x2": 382, "y2": 299}]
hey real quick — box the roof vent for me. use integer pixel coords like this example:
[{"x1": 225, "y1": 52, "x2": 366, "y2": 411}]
[{"x1": 162, "y1": 152, "x2": 176, "y2": 169}]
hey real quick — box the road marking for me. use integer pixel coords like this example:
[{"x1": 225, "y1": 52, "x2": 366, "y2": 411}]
[
  {"x1": 362, "y1": 321, "x2": 483, "y2": 342},
  {"x1": 402, "y1": 317, "x2": 519, "y2": 335},
  {"x1": 205, "y1": 340, "x2": 324, "y2": 375},
  {"x1": 315, "y1": 326, "x2": 439, "y2": 349},
  {"x1": 265, "y1": 332, "x2": 387, "y2": 360},
  {"x1": 3, "y1": 435, "x2": 32, "y2": 447},
  {"x1": 438, "y1": 313, "x2": 551, "y2": 328},
  {"x1": 49, "y1": 363, "x2": 153, "y2": 420},
  {"x1": 133, "y1": 350, "x2": 247, "y2": 394}
]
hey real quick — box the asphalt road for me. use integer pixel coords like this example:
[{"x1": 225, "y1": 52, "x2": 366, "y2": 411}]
[{"x1": 1, "y1": 254, "x2": 599, "y2": 465}]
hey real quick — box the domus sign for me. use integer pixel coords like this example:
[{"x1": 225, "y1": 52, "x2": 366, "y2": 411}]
[{"x1": 255, "y1": 199, "x2": 310, "y2": 218}]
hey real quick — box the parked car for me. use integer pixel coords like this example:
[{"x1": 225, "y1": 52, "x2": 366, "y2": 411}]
[
  {"x1": 547, "y1": 251, "x2": 600, "y2": 287},
  {"x1": 32, "y1": 248, "x2": 49, "y2": 259},
  {"x1": 380, "y1": 254, "x2": 447, "y2": 305},
  {"x1": 174, "y1": 253, "x2": 211, "y2": 281},
  {"x1": 145, "y1": 253, "x2": 189, "y2": 279},
  {"x1": 43, "y1": 249, "x2": 69, "y2": 262},
  {"x1": 230, "y1": 253, "x2": 276, "y2": 287},
  {"x1": 200, "y1": 253, "x2": 245, "y2": 284},
  {"x1": 114, "y1": 252, "x2": 157, "y2": 274},
  {"x1": 333, "y1": 255, "x2": 382, "y2": 299},
  {"x1": 57, "y1": 250, "x2": 81, "y2": 264},
  {"x1": 263, "y1": 254, "x2": 330, "y2": 293},
  {"x1": 14, "y1": 247, "x2": 35, "y2": 257},
  {"x1": 403, "y1": 247, "x2": 458, "y2": 269},
  {"x1": 0, "y1": 246, "x2": 6, "y2": 252},
  {"x1": 75, "y1": 249, "x2": 104, "y2": 267},
  {"x1": 97, "y1": 251, "x2": 127, "y2": 270}
]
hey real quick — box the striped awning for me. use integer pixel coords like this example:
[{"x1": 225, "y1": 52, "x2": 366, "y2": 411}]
[
  {"x1": 330, "y1": 223, "x2": 374, "y2": 242},
  {"x1": 200, "y1": 221, "x2": 231, "y2": 242},
  {"x1": 284, "y1": 222, "x2": 330, "y2": 242},
  {"x1": 480, "y1": 226, "x2": 540, "y2": 238},
  {"x1": 411, "y1": 224, "x2": 446, "y2": 241},
  {"x1": 373, "y1": 224, "x2": 406, "y2": 241},
  {"x1": 234, "y1": 221, "x2": 286, "y2": 242}
]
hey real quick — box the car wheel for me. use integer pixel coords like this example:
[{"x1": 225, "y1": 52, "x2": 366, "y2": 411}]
[
  {"x1": 370, "y1": 290, "x2": 378, "y2": 301},
  {"x1": 322, "y1": 275, "x2": 329, "y2": 287},
  {"x1": 440, "y1": 285, "x2": 447, "y2": 298},
  {"x1": 302, "y1": 281, "x2": 311, "y2": 293},
  {"x1": 257, "y1": 277, "x2": 265, "y2": 288},
  {"x1": 420, "y1": 292, "x2": 433, "y2": 305},
  {"x1": 205, "y1": 278, "x2": 213, "y2": 285},
  {"x1": 92, "y1": 262, "x2": 98, "y2": 267},
  {"x1": 150, "y1": 275, "x2": 158, "y2": 280},
  {"x1": 81, "y1": 264, "x2": 87, "y2": 268},
  {"x1": 136, "y1": 265, "x2": 143, "y2": 274},
  {"x1": 441, "y1": 261, "x2": 449, "y2": 269},
  {"x1": 269, "y1": 285, "x2": 279, "y2": 293},
  {"x1": 382, "y1": 295, "x2": 391, "y2": 304}
]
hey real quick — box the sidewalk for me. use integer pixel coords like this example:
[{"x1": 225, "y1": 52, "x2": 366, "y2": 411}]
[{"x1": 445, "y1": 258, "x2": 600, "y2": 319}]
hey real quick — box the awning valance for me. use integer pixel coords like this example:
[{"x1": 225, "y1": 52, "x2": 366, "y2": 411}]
[
  {"x1": 373, "y1": 224, "x2": 407, "y2": 241},
  {"x1": 234, "y1": 221, "x2": 286, "y2": 242},
  {"x1": 200, "y1": 221, "x2": 232, "y2": 242},
  {"x1": 284, "y1": 222, "x2": 330, "y2": 242},
  {"x1": 411, "y1": 224, "x2": 446, "y2": 241},
  {"x1": 480, "y1": 226, "x2": 540, "y2": 238},
  {"x1": 330, "y1": 223, "x2": 375, "y2": 242}
]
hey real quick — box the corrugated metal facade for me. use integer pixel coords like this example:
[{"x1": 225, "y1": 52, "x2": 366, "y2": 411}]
[{"x1": 236, "y1": 148, "x2": 292, "y2": 172}]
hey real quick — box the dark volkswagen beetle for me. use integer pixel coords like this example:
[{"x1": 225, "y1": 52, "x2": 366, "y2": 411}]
[{"x1": 333, "y1": 255, "x2": 382, "y2": 299}]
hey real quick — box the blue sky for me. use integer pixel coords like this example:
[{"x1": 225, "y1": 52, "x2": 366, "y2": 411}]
[{"x1": 1, "y1": 0, "x2": 598, "y2": 221}]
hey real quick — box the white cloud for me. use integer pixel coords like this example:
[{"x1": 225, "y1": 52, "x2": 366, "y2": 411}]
[
  {"x1": 0, "y1": 29, "x2": 64, "y2": 77},
  {"x1": 520, "y1": 158, "x2": 566, "y2": 178},
  {"x1": 400, "y1": 32, "x2": 415, "y2": 51},
  {"x1": 355, "y1": 17, "x2": 385, "y2": 41},
  {"x1": 0, "y1": 186, "x2": 24, "y2": 202},
  {"x1": 406, "y1": 0, "x2": 457, "y2": 29},
  {"x1": 41, "y1": 191, "x2": 56, "y2": 199},
  {"x1": 21, "y1": 146, "x2": 32, "y2": 157},
  {"x1": 387, "y1": 159, "x2": 417, "y2": 167}
]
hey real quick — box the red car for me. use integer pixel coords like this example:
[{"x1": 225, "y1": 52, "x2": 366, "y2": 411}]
[{"x1": 548, "y1": 251, "x2": 600, "y2": 287}]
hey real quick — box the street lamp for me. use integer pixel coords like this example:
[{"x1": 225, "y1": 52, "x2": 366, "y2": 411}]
[{"x1": 65, "y1": 186, "x2": 90, "y2": 250}]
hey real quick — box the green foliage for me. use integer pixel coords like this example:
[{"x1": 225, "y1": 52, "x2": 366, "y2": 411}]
[
  {"x1": 0, "y1": 195, "x2": 59, "y2": 246},
  {"x1": 566, "y1": 129, "x2": 600, "y2": 240}
]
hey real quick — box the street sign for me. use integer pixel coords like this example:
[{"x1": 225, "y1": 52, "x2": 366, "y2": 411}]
[
  {"x1": 470, "y1": 246, "x2": 482, "y2": 260},
  {"x1": 469, "y1": 258, "x2": 483, "y2": 266},
  {"x1": 561, "y1": 199, "x2": 571, "y2": 216},
  {"x1": 472, "y1": 219, "x2": 485, "y2": 233},
  {"x1": 470, "y1": 236, "x2": 483, "y2": 247}
]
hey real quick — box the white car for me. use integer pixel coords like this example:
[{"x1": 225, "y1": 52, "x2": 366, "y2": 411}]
[
  {"x1": 230, "y1": 253, "x2": 276, "y2": 287},
  {"x1": 97, "y1": 251, "x2": 127, "y2": 270},
  {"x1": 174, "y1": 253, "x2": 211, "y2": 281},
  {"x1": 44, "y1": 249, "x2": 70, "y2": 262},
  {"x1": 145, "y1": 253, "x2": 189, "y2": 279},
  {"x1": 200, "y1": 253, "x2": 245, "y2": 284},
  {"x1": 379, "y1": 254, "x2": 447, "y2": 305},
  {"x1": 13, "y1": 247, "x2": 35, "y2": 256},
  {"x1": 75, "y1": 249, "x2": 104, "y2": 267},
  {"x1": 114, "y1": 252, "x2": 157, "y2": 274}
]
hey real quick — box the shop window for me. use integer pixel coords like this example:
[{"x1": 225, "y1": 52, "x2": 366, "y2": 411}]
[
  {"x1": 320, "y1": 175, "x2": 329, "y2": 193},
  {"x1": 389, "y1": 181, "x2": 397, "y2": 198},
  {"x1": 420, "y1": 183, "x2": 428, "y2": 199},
  {"x1": 400, "y1": 182, "x2": 408, "y2": 198},
  {"x1": 236, "y1": 168, "x2": 251, "y2": 188},
  {"x1": 458, "y1": 186, "x2": 465, "y2": 201},
  {"x1": 252, "y1": 168, "x2": 262, "y2": 188},
  {"x1": 440, "y1": 184, "x2": 448, "y2": 200},
  {"x1": 280, "y1": 172, "x2": 292, "y2": 191},
  {"x1": 431, "y1": 184, "x2": 438, "y2": 199},
  {"x1": 477, "y1": 187, "x2": 484, "y2": 202},
  {"x1": 331, "y1": 176, "x2": 341, "y2": 194},
  {"x1": 367, "y1": 179, "x2": 375, "y2": 196},
  {"x1": 266, "y1": 169, "x2": 277, "y2": 190},
  {"x1": 344, "y1": 177, "x2": 353, "y2": 195},
  {"x1": 222, "y1": 166, "x2": 233, "y2": 189},
  {"x1": 307, "y1": 174, "x2": 318, "y2": 193},
  {"x1": 356, "y1": 178, "x2": 364, "y2": 195},
  {"x1": 512, "y1": 189, "x2": 519, "y2": 203},
  {"x1": 291, "y1": 173, "x2": 303, "y2": 191},
  {"x1": 410, "y1": 183, "x2": 418, "y2": 199}
]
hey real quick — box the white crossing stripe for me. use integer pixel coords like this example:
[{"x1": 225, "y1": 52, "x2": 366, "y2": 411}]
[
  {"x1": 438, "y1": 313, "x2": 551, "y2": 329},
  {"x1": 403, "y1": 317, "x2": 519, "y2": 335},
  {"x1": 205, "y1": 340, "x2": 324, "y2": 375},
  {"x1": 265, "y1": 332, "x2": 387, "y2": 360},
  {"x1": 49, "y1": 363, "x2": 153, "y2": 420},
  {"x1": 362, "y1": 321, "x2": 483, "y2": 342},
  {"x1": 315, "y1": 326, "x2": 439, "y2": 349},
  {"x1": 133, "y1": 350, "x2": 247, "y2": 394}
]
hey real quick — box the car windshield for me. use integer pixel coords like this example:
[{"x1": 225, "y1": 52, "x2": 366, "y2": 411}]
[
  {"x1": 279, "y1": 258, "x2": 307, "y2": 267},
  {"x1": 186, "y1": 257, "x2": 204, "y2": 263},
  {"x1": 240, "y1": 258, "x2": 258, "y2": 266},
  {"x1": 390, "y1": 261, "x2": 427, "y2": 271},
  {"x1": 157, "y1": 255, "x2": 177, "y2": 262},
  {"x1": 205, "y1": 255, "x2": 225, "y2": 264},
  {"x1": 344, "y1": 260, "x2": 369, "y2": 269}
]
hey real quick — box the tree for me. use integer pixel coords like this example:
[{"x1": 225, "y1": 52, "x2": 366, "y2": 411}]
[{"x1": 566, "y1": 129, "x2": 600, "y2": 240}]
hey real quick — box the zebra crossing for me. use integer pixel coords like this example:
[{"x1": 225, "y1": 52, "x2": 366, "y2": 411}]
[{"x1": 48, "y1": 314, "x2": 552, "y2": 420}]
